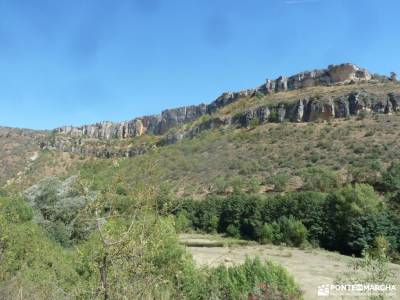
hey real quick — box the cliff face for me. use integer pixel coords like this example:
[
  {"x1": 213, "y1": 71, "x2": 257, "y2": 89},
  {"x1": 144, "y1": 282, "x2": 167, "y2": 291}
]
[
  {"x1": 263, "y1": 63, "x2": 371, "y2": 92},
  {"x1": 55, "y1": 105, "x2": 207, "y2": 139},
  {"x1": 54, "y1": 63, "x2": 393, "y2": 141},
  {"x1": 207, "y1": 63, "x2": 373, "y2": 112},
  {"x1": 230, "y1": 91, "x2": 400, "y2": 128}
]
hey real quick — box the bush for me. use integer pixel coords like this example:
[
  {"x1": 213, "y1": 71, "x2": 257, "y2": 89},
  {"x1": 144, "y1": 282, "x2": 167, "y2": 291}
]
[
  {"x1": 267, "y1": 173, "x2": 291, "y2": 192},
  {"x1": 175, "y1": 211, "x2": 192, "y2": 233},
  {"x1": 193, "y1": 197, "x2": 222, "y2": 233},
  {"x1": 322, "y1": 184, "x2": 383, "y2": 254},
  {"x1": 23, "y1": 176, "x2": 94, "y2": 246},
  {"x1": 336, "y1": 237, "x2": 395, "y2": 299},
  {"x1": 219, "y1": 193, "x2": 246, "y2": 233},
  {"x1": 0, "y1": 198, "x2": 80, "y2": 299},
  {"x1": 381, "y1": 162, "x2": 400, "y2": 192},
  {"x1": 226, "y1": 224, "x2": 241, "y2": 238},
  {"x1": 239, "y1": 195, "x2": 264, "y2": 240},
  {"x1": 259, "y1": 218, "x2": 308, "y2": 247},
  {"x1": 260, "y1": 223, "x2": 275, "y2": 244},
  {"x1": 0, "y1": 197, "x2": 33, "y2": 223},
  {"x1": 262, "y1": 192, "x2": 326, "y2": 243},
  {"x1": 300, "y1": 167, "x2": 340, "y2": 192},
  {"x1": 175, "y1": 187, "x2": 400, "y2": 257},
  {"x1": 180, "y1": 257, "x2": 303, "y2": 300},
  {"x1": 279, "y1": 217, "x2": 308, "y2": 247},
  {"x1": 389, "y1": 192, "x2": 400, "y2": 211}
]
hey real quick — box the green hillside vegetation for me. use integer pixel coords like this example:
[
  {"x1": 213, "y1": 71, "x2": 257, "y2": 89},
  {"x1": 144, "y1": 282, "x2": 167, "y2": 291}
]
[
  {"x1": 74, "y1": 114, "x2": 400, "y2": 198},
  {"x1": 2, "y1": 81, "x2": 400, "y2": 298},
  {"x1": 0, "y1": 193, "x2": 302, "y2": 299},
  {"x1": 0, "y1": 126, "x2": 44, "y2": 186}
]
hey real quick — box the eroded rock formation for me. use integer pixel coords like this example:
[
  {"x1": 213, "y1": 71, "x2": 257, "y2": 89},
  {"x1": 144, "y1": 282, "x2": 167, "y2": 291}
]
[
  {"x1": 231, "y1": 91, "x2": 400, "y2": 128},
  {"x1": 54, "y1": 63, "x2": 395, "y2": 141}
]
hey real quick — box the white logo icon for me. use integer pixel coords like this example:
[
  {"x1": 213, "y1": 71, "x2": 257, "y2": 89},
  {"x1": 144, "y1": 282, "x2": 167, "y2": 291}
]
[{"x1": 318, "y1": 284, "x2": 330, "y2": 297}]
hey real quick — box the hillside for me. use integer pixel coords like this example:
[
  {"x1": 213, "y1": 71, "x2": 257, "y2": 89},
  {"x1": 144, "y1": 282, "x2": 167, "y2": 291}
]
[
  {"x1": 2, "y1": 63, "x2": 400, "y2": 299},
  {"x1": 3, "y1": 63, "x2": 400, "y2": 197},
  {"x1": 0, "y1": 126, "x2": 45, "y2": 187}
]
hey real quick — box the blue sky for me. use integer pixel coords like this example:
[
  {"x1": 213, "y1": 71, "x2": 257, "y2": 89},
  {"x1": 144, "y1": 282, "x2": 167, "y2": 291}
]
[{"x1": 0, "y1": 0, "x2": 399, "y2": 129}]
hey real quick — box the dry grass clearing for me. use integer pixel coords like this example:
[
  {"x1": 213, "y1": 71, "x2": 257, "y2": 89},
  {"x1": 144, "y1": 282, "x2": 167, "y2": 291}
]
[{"x1": 182, "y1": 234, "x2": 400, "y2": 300}]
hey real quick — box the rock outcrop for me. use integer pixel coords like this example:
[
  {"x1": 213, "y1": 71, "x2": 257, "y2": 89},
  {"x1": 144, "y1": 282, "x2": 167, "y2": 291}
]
[
  {"x1": 230, "y1": 91, "x2": 399, "y2": 129},
  {"x1": 55, "y1": 63, "x2": 394, "y2": 141},
  {"x1": 257, "y1": 63, "x2": 371, "y2": 94},
  {"x1": 55, "y1": 104, "x2": 207, "y2": 140}
]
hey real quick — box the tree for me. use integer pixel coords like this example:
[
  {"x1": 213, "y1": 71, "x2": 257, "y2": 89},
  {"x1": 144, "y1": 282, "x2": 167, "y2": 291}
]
[
  {"x1": 336, "y1": 236, "x2": 395, "y2": 300},
  {"x1": 380, "y1": 163, "x2": 400, "y2": 193},
  {"x1": 322, "y1": 184, "x2": 382, "y2": 254}
]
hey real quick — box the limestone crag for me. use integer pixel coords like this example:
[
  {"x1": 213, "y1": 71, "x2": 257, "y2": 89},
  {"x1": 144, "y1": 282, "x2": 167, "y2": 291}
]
[
  {"x1": 230, "y1": 91, "x2": 400, "y2": 129},
  {"x1": 257, "y1": 63, "x2": 371, "y2": 94},
  {"x1": 55, "y1": 105, "x2": 206, "y2": 140},
  {"x1": 43, "y1": 135, "x2": 152, "y2": 158},
  {"x1": 55, "y1": 63, "x2": 394, "y2": 140}
]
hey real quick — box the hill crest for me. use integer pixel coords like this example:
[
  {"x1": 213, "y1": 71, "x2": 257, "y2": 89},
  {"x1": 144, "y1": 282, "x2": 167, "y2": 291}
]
[{"x1": 54, "y1": 63, "x2": 396, "y2": 140}]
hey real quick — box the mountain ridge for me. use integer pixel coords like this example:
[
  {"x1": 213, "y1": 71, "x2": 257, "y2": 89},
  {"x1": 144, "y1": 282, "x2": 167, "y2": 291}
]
[
  {"x1": 2, "y1": 62, "x2": 400, "y2": 184},
  {"x1": 54, "y1": 63, "x2": 396, "y2": 140}
]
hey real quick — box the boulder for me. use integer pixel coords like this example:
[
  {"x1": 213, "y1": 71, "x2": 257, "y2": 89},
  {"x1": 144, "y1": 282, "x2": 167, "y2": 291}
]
[
  {"x1": 277, "y1": 104, "x2": 287, "y2": 122},
  {"x1": 389, "y1": 93, "x2": 400, "y2": 111},
  {"x1": 289, "y1": 99, "x2": 306, "y2": 122},
  {"x1": 255, "y1": 105, "x2": 271, "y2": 123},
  {"x1": 334, "y1": 96, "x2": 350, "y2": 118},
  {"x1": 348, "y1": 92, "x2": 372, "y2": 115},
  {"x1": 306, "y1": 98, "x2": 335, "y2": 121}
]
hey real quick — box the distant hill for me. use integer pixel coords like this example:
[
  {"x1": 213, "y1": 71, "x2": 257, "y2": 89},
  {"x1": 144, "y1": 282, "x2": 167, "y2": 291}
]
[
  {"x1": 0, "y1": 126, "x2": 44, "y2": 187},
  {"x1": 2, "y1": 63, "x2": 400, "y2": 195}
]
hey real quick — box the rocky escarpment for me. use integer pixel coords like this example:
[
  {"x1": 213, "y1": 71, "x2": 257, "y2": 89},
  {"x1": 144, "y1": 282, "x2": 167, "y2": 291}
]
[
  {"x1": 206, "y1": 63, "x2": 374, "y2": 112},
  {"x1": 55, "y1": 105, "x2": 207, "y2": 140},
  {"x1": 44, "y1": 135, "x2": 153, "y2": 158},
  {"x1": 55, "y1": 63, "x2": 392, "y2": 141},
  {"x1": 229, "y1": 91, "x2": 400, "y2": 129},
  {"x1": 173, "y1": 91, "x2": 399, "y2": 142}
]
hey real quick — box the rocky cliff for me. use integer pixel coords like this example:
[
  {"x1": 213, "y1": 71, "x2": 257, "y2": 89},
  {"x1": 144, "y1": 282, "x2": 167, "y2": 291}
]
[
  {"x1": 56, "y1": 63, "x2": 390, "y2": 140},
  {"x1": 229, "y1": 91, "x2": 400, "y2": 128}
]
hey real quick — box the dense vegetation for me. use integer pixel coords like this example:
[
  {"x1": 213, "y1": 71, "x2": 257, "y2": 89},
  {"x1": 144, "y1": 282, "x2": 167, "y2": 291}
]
[
  {"x1": 173, "y1": 164, "x2": 400, "y2": 260},
  {"x1": 2, "y1": 84, "x2": 400, "y2": 298},
  {"x1": 0, "y1": 191, "x2": 302, "y2": 299}
]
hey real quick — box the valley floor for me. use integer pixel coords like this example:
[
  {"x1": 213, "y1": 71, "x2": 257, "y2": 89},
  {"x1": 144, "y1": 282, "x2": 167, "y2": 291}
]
[{"x1": 181, "y1": 234, "x2": 400, "y2": 300}]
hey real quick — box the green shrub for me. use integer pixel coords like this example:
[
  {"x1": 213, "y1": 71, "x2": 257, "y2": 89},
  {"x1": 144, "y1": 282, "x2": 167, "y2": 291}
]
[
  {"x1": 260, "y1": 223, "x2": 275, "y2": 244},
  {"x1": 278, "y1": 217, "x2": 308, "y2": 247},
  {"x1": 262, "y1": 192, "x2": 326, "y2": 243},
  {"x1": 175, "y1": 211, "x2": 192, "y2": 233},
  {"x1": 219, "y1": 193, "x2": 246, "y2": 233},
  {"x1": 0, "y1": 197, "x2": 33, "y2": 223},
  {"x1": 310, "y1": 151, "x2": 321, "y2": 163},
  {"x1": 180, "y1": 257, "x2": 303, "y2": 300},
  {"x1": 239, "y1": 195, "x2": 264, "y2": 240},
  {"x1": 267, "y1": 173, "x2": 291, "y2": 192},
  {"x1": 322, "y1": 184, "x2": 383, "y2": 254},
  {"x1": 23, "y1": 176, "x2": 94, "y2": 246},
  {"x1": 226, "y1": 224, "x2": 241, "y2": 238},
  {"x1": 0, "y1": 198, "x2": 80, "y2": 299},
  {"x1": 381, "y1": 162, "x2": 400, "y2": 192},
  {"x1": 336, "y1": 237, "x2": 395, "y2": 299},
  {"x1": 300, "y1": 166, "x2": 340, "y2": 192},
  {"x1": 175, "y1": 186, "x2": 400, "y2": 257}
]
